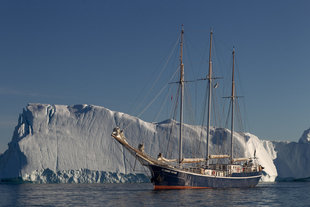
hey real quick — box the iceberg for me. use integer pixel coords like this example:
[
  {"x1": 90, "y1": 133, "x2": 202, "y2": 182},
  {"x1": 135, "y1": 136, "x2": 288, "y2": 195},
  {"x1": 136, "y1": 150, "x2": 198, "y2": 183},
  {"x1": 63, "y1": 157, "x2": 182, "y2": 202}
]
[{"x1": 0, "y1": 103, "x2": 309, "y2": 183}]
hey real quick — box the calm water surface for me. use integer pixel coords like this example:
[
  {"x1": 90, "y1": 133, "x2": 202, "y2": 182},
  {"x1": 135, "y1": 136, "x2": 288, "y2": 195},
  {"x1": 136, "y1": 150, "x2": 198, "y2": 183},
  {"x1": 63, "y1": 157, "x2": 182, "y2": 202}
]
[{"x1": 0, "y1": 182, "x2": 309, "y2": 206}]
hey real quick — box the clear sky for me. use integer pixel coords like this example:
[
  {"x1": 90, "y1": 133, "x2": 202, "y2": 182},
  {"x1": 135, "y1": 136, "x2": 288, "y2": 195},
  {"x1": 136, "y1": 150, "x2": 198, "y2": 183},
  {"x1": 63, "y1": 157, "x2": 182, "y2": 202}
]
[{"x1": 0, "y1": 0, "x2": 310, "y2": 153}]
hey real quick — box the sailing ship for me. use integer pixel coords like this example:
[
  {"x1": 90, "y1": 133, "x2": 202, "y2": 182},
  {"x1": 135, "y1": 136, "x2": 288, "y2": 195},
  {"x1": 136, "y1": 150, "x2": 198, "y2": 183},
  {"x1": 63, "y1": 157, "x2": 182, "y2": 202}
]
[{"x1": 111, "y1": 27, "x2": 263, "y2": 189}]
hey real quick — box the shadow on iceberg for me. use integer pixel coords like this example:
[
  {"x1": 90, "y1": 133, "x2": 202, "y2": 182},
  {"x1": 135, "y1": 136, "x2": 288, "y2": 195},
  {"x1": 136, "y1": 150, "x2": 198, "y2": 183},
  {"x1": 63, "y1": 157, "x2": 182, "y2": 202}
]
[
  {"x1": 0, "y1": 142, "x2": 28, "y2": 182},
  {"x1": 273, "y1": 141, "x2": 310, "y2": 182},
  {"x1": 0, "y1": 109, "x2": 30, "y2": 181}
]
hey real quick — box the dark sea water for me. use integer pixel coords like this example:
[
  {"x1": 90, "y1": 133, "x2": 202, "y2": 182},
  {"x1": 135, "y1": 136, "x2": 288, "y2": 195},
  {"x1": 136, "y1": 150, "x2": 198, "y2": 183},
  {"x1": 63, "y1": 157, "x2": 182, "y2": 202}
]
[{"x1": 0, "y1": 182, "x2": 309, "y2": 207}]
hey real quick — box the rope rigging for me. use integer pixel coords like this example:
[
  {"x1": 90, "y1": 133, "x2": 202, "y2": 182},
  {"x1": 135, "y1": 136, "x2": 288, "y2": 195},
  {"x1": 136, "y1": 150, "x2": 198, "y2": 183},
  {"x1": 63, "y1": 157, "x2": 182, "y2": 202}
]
[
  {"x1": 115, "y1": 28, "x2": 249, "y2": 165},
  {"x1": 128, "y1": 34, "x2": 181, "y2": 121},
  {"x1": 112, "y1": 138, "x2": 151, "y2": 179}
]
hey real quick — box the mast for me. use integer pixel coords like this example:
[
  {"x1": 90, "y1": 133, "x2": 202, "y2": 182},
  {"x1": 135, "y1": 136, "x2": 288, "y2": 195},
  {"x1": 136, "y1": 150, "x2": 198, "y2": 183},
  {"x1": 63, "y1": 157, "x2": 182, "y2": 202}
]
[
  {"x1": 206, "y1": 30, "x2": 213, "y2": 165},
  {"x1": 179, "y1": 25, "x2": 184, "y2": 165},
  {"x1": 230, "y1": 48, "x2": 235, "y2": 164}
]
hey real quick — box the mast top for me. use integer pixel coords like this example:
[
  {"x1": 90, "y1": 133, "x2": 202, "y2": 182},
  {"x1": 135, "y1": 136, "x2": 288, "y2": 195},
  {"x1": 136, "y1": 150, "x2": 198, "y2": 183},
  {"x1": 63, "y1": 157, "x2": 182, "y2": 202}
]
[
  {"x1": 179, "y1": 25, "x2": 184, "y2": 67},
  {"x1": 180, "y1": 24, "x2": 184, "y2": 37}
]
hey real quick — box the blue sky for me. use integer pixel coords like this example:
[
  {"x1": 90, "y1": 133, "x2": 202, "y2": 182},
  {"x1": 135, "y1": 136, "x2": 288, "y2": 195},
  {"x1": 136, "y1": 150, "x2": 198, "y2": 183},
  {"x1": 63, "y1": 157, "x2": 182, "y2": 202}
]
[{"x1": 0, "y1": 0, "x2": 310, "y2": 153}]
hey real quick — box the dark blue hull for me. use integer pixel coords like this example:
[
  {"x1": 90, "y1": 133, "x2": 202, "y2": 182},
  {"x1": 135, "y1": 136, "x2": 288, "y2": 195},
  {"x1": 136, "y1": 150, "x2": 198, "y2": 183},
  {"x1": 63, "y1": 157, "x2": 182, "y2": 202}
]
[{"x1": 149, "y1": 164, "x2": 262, "y2": 189}]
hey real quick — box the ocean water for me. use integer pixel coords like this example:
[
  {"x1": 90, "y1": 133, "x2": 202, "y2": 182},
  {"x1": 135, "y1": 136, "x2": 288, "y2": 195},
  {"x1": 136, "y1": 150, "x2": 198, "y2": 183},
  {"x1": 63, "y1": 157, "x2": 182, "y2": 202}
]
[{"x1": 0, "y1": 182, "x2": 309, "y2": 207}]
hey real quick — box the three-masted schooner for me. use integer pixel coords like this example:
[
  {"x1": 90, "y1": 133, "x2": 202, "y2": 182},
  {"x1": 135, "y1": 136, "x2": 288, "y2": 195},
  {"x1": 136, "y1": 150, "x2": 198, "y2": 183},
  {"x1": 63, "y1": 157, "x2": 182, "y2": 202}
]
[{"x1": 111, "y1": 27, "x2": 263, "y2": 189}]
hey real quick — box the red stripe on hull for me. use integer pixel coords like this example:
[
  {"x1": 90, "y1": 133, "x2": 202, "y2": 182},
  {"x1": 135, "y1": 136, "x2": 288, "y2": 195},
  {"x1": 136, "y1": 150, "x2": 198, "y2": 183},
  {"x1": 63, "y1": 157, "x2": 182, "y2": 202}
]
[{"x1": 154, "y1": 185, "x2": 211, "y2": 190}]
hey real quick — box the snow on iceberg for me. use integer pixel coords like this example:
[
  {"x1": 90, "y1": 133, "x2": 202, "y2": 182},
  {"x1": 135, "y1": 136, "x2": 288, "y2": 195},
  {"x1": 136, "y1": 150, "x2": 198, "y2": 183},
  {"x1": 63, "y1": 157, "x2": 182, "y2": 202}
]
[{"x1": 0, "y1": 103, "x2": 309, "y2": 183}]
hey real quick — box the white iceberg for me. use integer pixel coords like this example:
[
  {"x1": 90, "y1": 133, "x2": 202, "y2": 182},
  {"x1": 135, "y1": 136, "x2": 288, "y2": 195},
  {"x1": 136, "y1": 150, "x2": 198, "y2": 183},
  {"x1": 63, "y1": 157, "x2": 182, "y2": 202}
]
[{"x1": 0, "y1": 103, "x2": 309, "y2": 183}]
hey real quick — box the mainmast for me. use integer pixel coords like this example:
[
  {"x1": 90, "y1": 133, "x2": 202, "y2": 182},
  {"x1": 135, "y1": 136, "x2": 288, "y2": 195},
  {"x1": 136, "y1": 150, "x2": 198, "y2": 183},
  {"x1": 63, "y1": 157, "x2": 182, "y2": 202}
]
[
  {"x1": 230, "y1": 48, "x2": 235, "y2": 163},
  {"x1": 179, "y1": 25, "x2": 185, "y2": 165},
  {"x1": 206, "y1": 30, "x2": 213, "y2": 165}
]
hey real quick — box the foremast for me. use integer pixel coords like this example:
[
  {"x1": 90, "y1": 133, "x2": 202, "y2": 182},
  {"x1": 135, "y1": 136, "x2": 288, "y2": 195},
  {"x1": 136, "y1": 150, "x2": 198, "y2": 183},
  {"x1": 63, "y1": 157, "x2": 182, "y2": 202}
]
[
  {"x1": 206, "y1": 30, "x2": 213, "y2": 165},
  {"x1": 230, "y1": 48, "x2": 236, "y2": 164},
  {"x1": 178, "y1": 25, "x2": 185, "y2": 166}
]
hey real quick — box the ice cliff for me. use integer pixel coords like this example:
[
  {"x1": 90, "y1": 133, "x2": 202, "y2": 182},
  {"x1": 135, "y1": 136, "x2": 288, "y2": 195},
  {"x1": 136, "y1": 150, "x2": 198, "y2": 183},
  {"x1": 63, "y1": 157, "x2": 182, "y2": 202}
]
[{"x1": 0, "y1": 103, "x2": 309, "y2": 183}]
